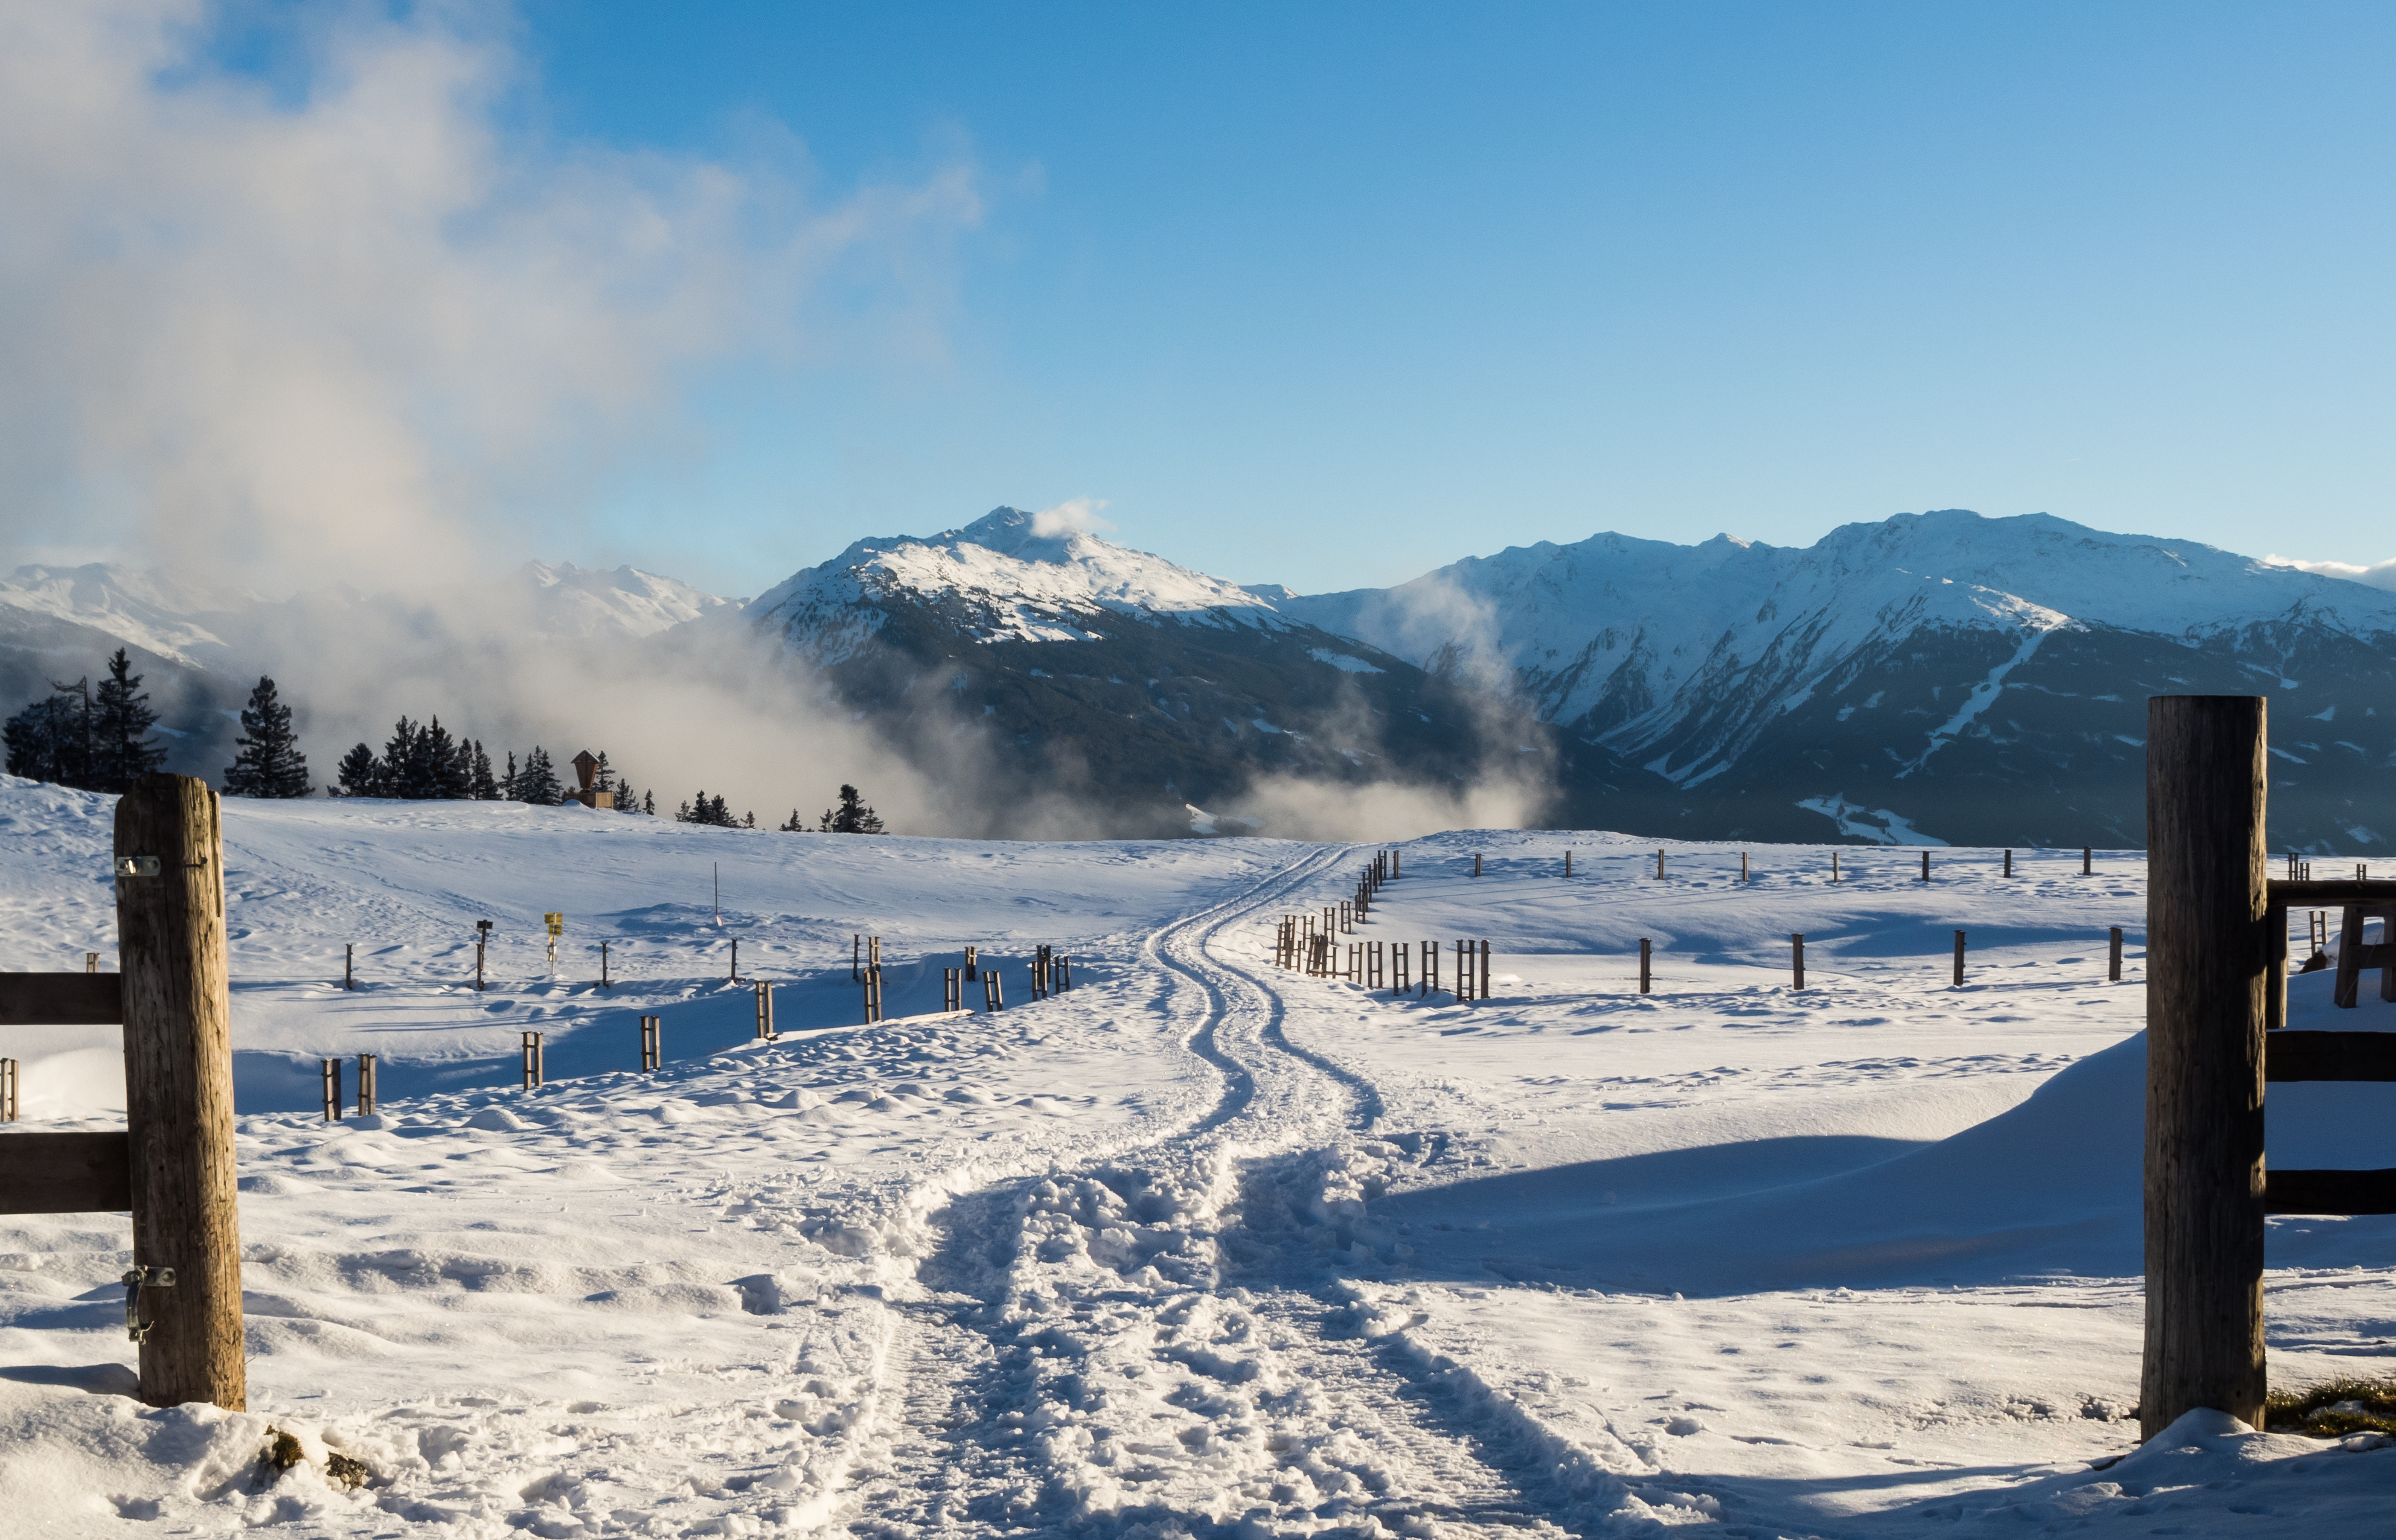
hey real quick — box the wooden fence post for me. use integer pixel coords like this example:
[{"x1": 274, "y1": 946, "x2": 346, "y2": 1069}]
[
  {"x1": 1564, "y1": 850, "x2": 1572, "y2": 878},
  {"x1": 730, "y1": 938, "x2": 738, "y2": 982},
  {"x1": 2004, "y1": 849, "x2": 2013, "y2": 878},
  {"x1": 86, "y1": 952, "x2": 98, "y2": 973},
  {"x1": 475, "y1": 939, "x2": 484, "y2": 992},
  {"x1": 1656, "y1": 848, "x2": 1665, "y2": 880},
  {"x1": 344, "y1": 942, "x2": 352, "y2": 991},
  {"x1": 2110, "y1": 926, "x2": 2124, "y2": 982},
  {"x1": 1831, "y1": 851, "x2": 1840, "y2": 883},
  {"x1": 1473, "y1": 853, "x2": 1481, "y2": 877},
  {"x1": 521, "y1": 1031, "x2": 543, "y2": 1087},
  {"x1": 2141, "y1": 694, "x2": 2268, "y2": 1438},
  {"x1": 639, "y1": 1015, "x2": 661, "y2": 1072},
  {"x1": 754, "y1": 980, "x2": 775, "y2": 1040},
  {"x1": 0, "y1": 1058, "x2": 16, "y2": 1120},
  {"x1": 1741, "y1": 851, "x2": 1749, "y2": 882},
  {"x1": 1638, "y1": 938, "x2": 1651, "y2": 995},
  {"x1": 600, "y1": 941, "x2": 609, "y2": 989},
  {"x1": 1792, "y1": 933, "x2": 1805, "y2": 990},
  {"x1": 114, "y1": 773, "x2": 245, "y2": 1411},
  {"x1": 2084, "y1": 845, "x2": 2093, "y2": 876},
  {"x1": 319, "y1": 1059, "x2": 340, "y2": 1122},
  {"x1": 357, "y1": 1053, "x2": 376, "y2": 1115},
  {"x1": 984, "y1": 972, "x2": 1003, "y2": 1012},
  {"x1": 1953, "y1": 930, "x2": 1965, "y2": 988},
  {"x1": 965, "y1": 945, "x2": 978, "y2": 982},
  {"x1": 1921, "y1": 849, "x2": 1930, "y2": 883}
]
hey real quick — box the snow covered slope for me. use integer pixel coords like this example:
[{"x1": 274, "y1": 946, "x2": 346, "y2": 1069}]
[
  {"x1": 746, "y1": 506, "x2": 1286, "y2": 665},
  {"x1": 5, "y1": 785, "x2": 2395, "y2": 1535},
  {"x1": 501, "y1": 560, "x2": 735, "y2": 642},
  {"x1": 1282, "y1": 511, "x2": 2396, "y2": 849},
  {"x1": 735, "y1": 508, "x2": 1517, "y2": 837}
]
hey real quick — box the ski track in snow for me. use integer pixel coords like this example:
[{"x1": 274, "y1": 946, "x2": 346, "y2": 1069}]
[{"x1": 7, "y1": 788, "x2": 2396, "y2": 1536}]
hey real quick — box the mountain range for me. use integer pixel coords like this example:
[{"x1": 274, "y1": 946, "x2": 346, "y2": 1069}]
[{"x1": 7, "y1": 509, "x2": 2391, "y2": 849}]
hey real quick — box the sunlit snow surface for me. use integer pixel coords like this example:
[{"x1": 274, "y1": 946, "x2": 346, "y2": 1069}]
[{"x1": 3, "y1": 776, "x2": 2394, "y2": 1536}]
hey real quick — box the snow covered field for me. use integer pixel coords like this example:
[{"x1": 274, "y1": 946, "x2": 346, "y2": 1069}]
[{"x1": 2, "y1": 776, "x2": 2394, "y2": 1536}]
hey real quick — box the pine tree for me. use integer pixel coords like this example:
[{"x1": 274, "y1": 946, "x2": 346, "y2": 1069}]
[
  {"x1": 502, "y1": 750, "x2": 519, "y2": 801},
  {"x1": 819, "y1": 784, "x2": 886, "y2": 834},
  {"x1": 642, "y1": 790, "x2": 655, "y2": 816},
  {"x1": 424, "y1": 718, "x2": 470, "y2": 799},
  {"x1": 92, "y1": 650, "x2": 166, "y2": 793},
  {"x1": 380, "y1": 717, "x2": 418, "y2": 797},
  {"x1": 334, "y1": 742, "x2": 380, "y2": 796},
  {"x1": 743, "y1": 810, "x2": 756, "y2": 828},
  {"x1": 470, "y1": 741, "x2": 499, "y2": 800},
  {"x1": 4, "y1": 679, "x2": 96, "y2": 788},
  {"x1": 518, "y1": 747, "x2": 562, "y2": 806},
  {"x1": 223, "y1": 676, "x2": 310, "y2": 797},
  {"x1": 779, "y1": 808, "x2": 807, "y2": 831}
]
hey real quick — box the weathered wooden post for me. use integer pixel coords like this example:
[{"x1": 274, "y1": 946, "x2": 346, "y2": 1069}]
[
  {"x1": 965, "y1": 945, "x2": 979, "y2": 982},
  {"x1": 357, "y1": 1054, "x2": 376, "y2": 1115},
  {"x1": 853, "y1": 934, "x2": 861, "y2": 982},
  {"x1": 2084, "y1": 845, "x2": 2093, "y2": 876},
  {"x1": 1921, "y1": 849, "x2": 1930, "y2": 883},
  {"x1": 1564, "y1": 850, "x2": 1572, "y2": 878},
  {"x1": 114, "y1": 773, "x2": 245, "y2": 1411},
  {"x1": 1423, "y1": 939, "x2": 1437, "y2": 997},
  {"x1": 754, "y1": 980, "x2": 775, "y2": 1040},
  {"x1": 730, "y1": 938, "x2": 739, "y2": 982},
  {"x1": 86, "y1": 952, "x2": 98, "y2": 973},
  {"x1": 2141, "y1": 694, "x2": 2268, "y2": 1439},
  {"x1": 319, "y1": 1059, "x2": 340, "y2": 1122},
  {"x1": 1831, "y1": 851, "x2": 1840, "y2": 883},
  {"x1": 2110, "y1": 926, "x2": 2124, "y2": 982},
  {"x1": 1952, "y1": 930, "x2": 1965, "y2": 988},
  {"x1": 1479, "y1": 940, "x2": 1491, "y2": 1000},
  {"x1": 1473, "y1": 853, "x2": 1482, "y2": 877},
  {"x1": 1392, "y1": 849, "x2": 1400, "y2": 878},
  {"x1": 600, "y1": 941, "x2": 609, "y2": 989},
  {"x1": 638, "y1": 1015, "x2": 661, "y2": 1072},
  {"x1": 0, "y1": 1058, "x2": 16, "y2": 1120},
  {"x1": 2004, "y1": 849, "x2": 2014, "y2": 878},
  {"x1": 1741, "y1": 851, "x2": 1749, "y2": 882},
  {"x1": 1638, "y1": 938, "x2": 1651, "y2": 995},
  {"x1": 475, "y1": 939, "x2": 485, "y2": 992},
  {"x1": 944, "y1": 968, "x2": 962, "y2": 1012},
  {"x1": 344, "y1": 943, "x2": 353, "y2": 991},
  {"x1": 1656, "y1": 848, "x2": 1665, "y2": 880},
  {"x1": 521, "y1": 1031, "x2": 544, "y2": 1087},
  {"x1": 983, "y1": 972, "x2": 1003, "y2": 1012},
  {"x1": 1792, "y1": 933, "x2": 1805, "y2": 990},
  {"x1": 863, "y1": 968, "x2": 883, "y2": 1025}
]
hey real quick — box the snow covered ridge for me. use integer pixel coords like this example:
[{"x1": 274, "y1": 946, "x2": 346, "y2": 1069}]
[
  {"x1": 746, "y1": 506, "x2": 1291, "y2": 659},
  {"x1": 1278, "y1": 509, "x2": 2396, "y2": 733}
]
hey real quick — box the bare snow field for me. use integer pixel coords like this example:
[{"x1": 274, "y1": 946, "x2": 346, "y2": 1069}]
[{"x1": 2, "y1": 776, "x2": 2394, "y2": 1536}]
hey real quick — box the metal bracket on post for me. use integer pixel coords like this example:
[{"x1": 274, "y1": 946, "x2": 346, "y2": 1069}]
[{"x1": 123, "y1": 1265, "x2": 175, "y2": 1343}]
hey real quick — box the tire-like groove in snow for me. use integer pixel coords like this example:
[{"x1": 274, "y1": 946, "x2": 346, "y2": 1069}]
[{"x1": 840, "y1": 845, "x2": 1607, "y2": 1538}]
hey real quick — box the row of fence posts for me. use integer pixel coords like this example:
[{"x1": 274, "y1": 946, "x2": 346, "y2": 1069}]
[
  {"x1": 1633, "y1": 925, "x2": 2132, "y2": 994},
  {"x1": 1472, "y1": 846, "x2": 2109, "y2": 882},
  {"x1": 857, "y1": 934, "x2": 1065, "y2": 1025}
]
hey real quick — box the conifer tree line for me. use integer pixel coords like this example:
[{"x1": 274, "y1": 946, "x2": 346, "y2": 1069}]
[
  {"x1": 678, "y1": 782, "x2": 886, "y2": 832},
  {"x1": 3, "y1": 648, "x2": 173, "y2": 793},
  {"x1": 333, "y1": 723, "x2": 647, "y2": 811}
]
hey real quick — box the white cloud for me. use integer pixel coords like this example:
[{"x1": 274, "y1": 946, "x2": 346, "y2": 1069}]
[
  {"x1": 1030, "y1": 497, "x2": 1115, "y2": 539},
  {"x1": 0, "y1": 0, "x2": 984, "y2": 596},
  {"x1": 2261, "y1": 554, "x2": 2396, "y2": 593}
]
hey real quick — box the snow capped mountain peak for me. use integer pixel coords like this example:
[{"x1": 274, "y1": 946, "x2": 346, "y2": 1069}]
[
  {"x1": 749, "y1": 506, "x2": 1286, "y2": 661},
  {"x1": 501, "y1": 561, "x2": 735, "y2": 641},
  {"x1": 0, "y1": 561, "x2": 252, "y2": 668}
]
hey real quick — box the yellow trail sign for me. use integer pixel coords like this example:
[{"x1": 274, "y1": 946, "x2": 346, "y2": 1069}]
[{"x1": 544, "y1": 913, "x2": 564, "y2": 937}]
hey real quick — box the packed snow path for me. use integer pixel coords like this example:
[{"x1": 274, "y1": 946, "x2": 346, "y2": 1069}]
[{"x1": 5, "y1": 785, "x2": 2396, "y2": 1536}]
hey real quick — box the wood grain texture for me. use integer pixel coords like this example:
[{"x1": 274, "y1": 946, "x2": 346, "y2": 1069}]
[
  {"x1": 0, "y1": 973, "x2": 123, "y2": 1026},
  {"x1": 2141, "y1": 695, "x2": 2267, "y2": 1439},
  {"x1": 2264, "y1": 1169, "x2": 2396, "y2": 1215},
  {"x1": 115, "y1": 775, "x2": 245, "y2": 1411},
  {"x1": 0, "y1": 1131, "x2": 132, "y2": 1212},
  {"x1": 2268, "y1": 878, "x2": 2396, "y2": 906}
]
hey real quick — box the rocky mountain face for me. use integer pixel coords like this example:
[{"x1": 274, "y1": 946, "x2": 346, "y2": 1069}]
[
  {"x1": 16, "y1": 509, "x2": 2392, "y2": 850},
  {"x1": 740, "y1": 508, "x2": 1530, "y2": 837},
  {"x1": 1280, "y1": 511, "x2": 2396, "y2": 850}
]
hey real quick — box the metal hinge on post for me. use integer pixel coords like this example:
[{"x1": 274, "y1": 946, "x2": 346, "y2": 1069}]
[{"x1": 122, "y1": 1265, "x2": 175, "y2": 1343}]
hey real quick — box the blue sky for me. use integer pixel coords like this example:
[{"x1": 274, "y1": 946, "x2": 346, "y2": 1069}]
[{"x1": 23, "y1": 2, "x2": 2396, "y2": 598}]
